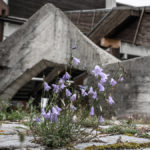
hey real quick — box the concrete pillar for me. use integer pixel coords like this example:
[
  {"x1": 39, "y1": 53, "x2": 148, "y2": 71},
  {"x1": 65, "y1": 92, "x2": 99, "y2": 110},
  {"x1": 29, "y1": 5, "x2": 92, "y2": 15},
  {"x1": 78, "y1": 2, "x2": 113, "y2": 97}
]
[{"x1": 106, "y1": 0, "x2": 116, "y2": 9}]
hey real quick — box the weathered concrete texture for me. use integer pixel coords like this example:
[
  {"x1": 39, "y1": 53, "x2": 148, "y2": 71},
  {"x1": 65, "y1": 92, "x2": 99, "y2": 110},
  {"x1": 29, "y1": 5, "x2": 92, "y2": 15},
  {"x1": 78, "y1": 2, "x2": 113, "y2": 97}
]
[
  {"x1": 121, "y1": 42, "x2": 150, "y2": 57},
  {"x1": 0, "y1": 3, "x2": 119, "y2": 101},
  {"x1": 103, "y1": 56, "x2": 150, "y2": 118},
  {"x1": 0, "y1": 122, "x2": 44, "y2": 150}
]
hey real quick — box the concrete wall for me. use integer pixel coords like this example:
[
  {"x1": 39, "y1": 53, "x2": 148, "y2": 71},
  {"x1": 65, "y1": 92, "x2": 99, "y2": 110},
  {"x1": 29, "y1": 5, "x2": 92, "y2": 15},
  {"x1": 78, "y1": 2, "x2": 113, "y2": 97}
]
[
  {"x1": 121, "y1": 42, "x2": 150, "y2": 58},
  {"x1": 106, "y1": 0, "x2": 116, "y2": 9},
  {"x1": 104, "y1": 56, "x2": 150, "y2": 118},
  {"x1": 3, "y1": 22, "x2": 20, "y2": 40}
]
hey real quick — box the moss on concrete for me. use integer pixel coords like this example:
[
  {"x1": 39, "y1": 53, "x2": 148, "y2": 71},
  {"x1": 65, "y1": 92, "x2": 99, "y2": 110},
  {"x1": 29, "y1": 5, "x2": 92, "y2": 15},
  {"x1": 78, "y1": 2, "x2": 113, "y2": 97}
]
[{"x1": 85, "y1": 142, "x2": 150, "y2": 150}]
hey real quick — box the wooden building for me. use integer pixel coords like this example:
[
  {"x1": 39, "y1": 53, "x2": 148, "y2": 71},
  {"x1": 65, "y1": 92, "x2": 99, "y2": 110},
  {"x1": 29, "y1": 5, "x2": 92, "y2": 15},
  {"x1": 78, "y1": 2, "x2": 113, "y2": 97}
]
[
  {"x1": 67, "y1": 7, "x2": 150, "y2": 59},
  {"x1": 1, "y1": 0, "x2": 150, "y2": 59}
]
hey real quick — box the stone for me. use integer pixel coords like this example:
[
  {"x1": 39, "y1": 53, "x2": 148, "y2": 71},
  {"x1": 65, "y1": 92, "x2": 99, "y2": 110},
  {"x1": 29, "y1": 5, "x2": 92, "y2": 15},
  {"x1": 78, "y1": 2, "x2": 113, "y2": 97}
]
[
  {"x1": 74, "y1": 135, "x2": 150, "y2": 150},
  {"x1": 0, "y1": 135, "x2": 41, "y2": 149},
  {"x1": 0, "y1": 122, "x2": 45, "y2": 150},
  {"x1": 0, "y1": 122, "x2": 29, "y2": 135}
]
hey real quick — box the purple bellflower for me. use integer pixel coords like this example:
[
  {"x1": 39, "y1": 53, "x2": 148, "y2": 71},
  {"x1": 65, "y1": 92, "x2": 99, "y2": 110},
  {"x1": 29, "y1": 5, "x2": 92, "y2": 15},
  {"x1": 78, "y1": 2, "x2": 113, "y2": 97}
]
[
  {"x1": 98, "y1": 82, "x2": 105, "y2": 92},
  {"x1": 52, "y1": 84, "x2": 60, "y2": 93},
  {"x1": 41, "y1": 108, "x2": 48, "y2": 119},
  {"x1": 44, "y1": 82, "x2": 51, "y2": 91},
  {"x1": 59, "y1": 78, "x2": 65, "y2": 84},
  {"x1": 90, "y1": 106, "x2": 95, "y2": 116},
  {"x1": 41, "y1": 108, "x2": 46, "y2": 116},
  {"x1": 108, "y1": 96, "x2": 115, "y2": 105},
  {"x1": 99, "y1": 116, "x2": 104, "y2": 123},
  {"x1": 62, "y1": 72, "x2": 71, "y2": 80},
  {"x1": 60, "y1": 83, "x2": 66, "y2": 90},
  {"x1": 88, "y1": 87, "x2": 94, "y2": 95},
  {"x1": 71, "y1": 94, "x2": 77, "y2": 101},
  {"x1": 118, "y1": 77, "x2": 124, "y2": 82},
  {"x1": 55, "y1": 105, "x2": 62, "y2": 115},
  {"x1": 52, "y1": 106, "x2": 59, "y2": 115},
  {"x1": 72, "y1": 45, "x2": 77, "y2": 50},
  {"x1": 100, "y1": 72, "x2": 109, "y2": 84},
  {"x1": 81, "y1": 89, "x2": 88, "y2": 97},
  {"x1": 55, "y1": 105, "x2": 62, "y2": 112},
  {"x1": 66, "y1": 89, "x2": 72, "y2": 97},
  {"x1": 73, "y1": 57, "x2": 80, "y2": 65},
  {"x1": 92, "y1": 91, "x2": 97, "y2": 100},
  {"x1": 50, "y1": 113, "x2": 58, "y2": 123},
  {"x1": 46, "y1": 110, "x2": 51, "y2": 118},
  {"x1": 79, "y1": 85, "x2": 85, "y2": 89},
  {"x1": 70, "y1": 104, "x2": 77, "y2": 112},
  {"x1": 92, "y1": 65, "x2": 103, "y2": 77},
  {"x1": 110, "y1": 78, "x2": 117, "y2": 86},
  {"x1": 35, "y1": 117, "x2": 40, "y2": 123}
]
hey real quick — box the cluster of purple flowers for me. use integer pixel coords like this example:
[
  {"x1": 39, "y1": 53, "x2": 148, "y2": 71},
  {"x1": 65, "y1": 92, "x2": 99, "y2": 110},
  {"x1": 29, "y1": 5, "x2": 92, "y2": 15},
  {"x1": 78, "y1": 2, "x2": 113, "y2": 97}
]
[
  {"x1": 41, "y1": 105, "x2": 62, "y2": 123},
  {"x1": 88, "y1": 65, "x2": 119, "y2": 123},
  {"x1": 88, "y1": 87, "x2": 97, "y2": 99},
  {"x1": 41, "y1": 47, "x2": 122, "y2": 125}
]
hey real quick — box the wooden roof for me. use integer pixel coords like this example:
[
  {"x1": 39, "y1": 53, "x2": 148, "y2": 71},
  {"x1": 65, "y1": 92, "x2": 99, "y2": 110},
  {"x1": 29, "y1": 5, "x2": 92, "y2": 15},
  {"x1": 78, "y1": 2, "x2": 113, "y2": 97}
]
[
  {"x1": 66, "y1": 9, "x2": 108, "y2": 34},
  {"x1": 9, "y1": 0, "x2": 105, "y2": 18},
  {"x1": 85, "y1": 7, "x2": 150, "y2": 47},
  {"x1": 88, "y1": 8, "x2": 134, "y2": 44}
]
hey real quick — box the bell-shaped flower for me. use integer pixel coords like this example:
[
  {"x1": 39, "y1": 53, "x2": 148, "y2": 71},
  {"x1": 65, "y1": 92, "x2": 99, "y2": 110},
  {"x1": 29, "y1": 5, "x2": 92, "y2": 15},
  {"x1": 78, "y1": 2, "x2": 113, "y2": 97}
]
[
  {"x1": 72, "y1": 45, "x2": 77, "y2": 50},
  {"x1": 99, "y1": 116, "x2": 104, "y2": 123},
  {"x1": 92, "y1": 65, "x2": 103, "y2": 77},
  {"x1": 52, "y1": 84, "x2": 60, "y2": 93},
  {"x1": 52, "y1": 106, "x2": 59, "y2": 115},
  {"x1": 70, "y1": 104, "x2": 77, "y2": 112},
  {"x1": 41, "y1": 108, "x2": 46, "y2": 116},
  {"x1": 66, "y1": 89, "x2": 72, "y2": 97},
  {"x1": 110, "y1": 78, "x2": 117, "y2": 86},
  {"x1": 118, "y1": 77, "x2": 124, "y2": 82},
  {"x1": 62, "y1": 72, "x2": 71, "y2": 80},
  {"x1": 55, "y1": 105, "x2": 62, "y2": 115},
  {"x1": 81, "y1": 89, "x2": 88, "y2": 97},
  {"x1": 47, "y1": 110, "x2": 51, "y2": 118},
  {"x1": 55, "y1": 105, "x2": 62, "y2": 112},
  {"x1": 50, "y1": 113, "x2": 58, "y2": 123},
  {"x1": 100, "y1": 72, "x2": 109, "y2": 84},
  {"x1": 92, "y1": 91, "x2": 97, "y2": 100},
  {"x1": 35, "y1": 117, "x2": 40, "y2": 123},
  {"x1": 43, "y1": 110, "x2": 51, "y2": 120},
  {"x1": 60, "y1": 83, "x2": 66, "y2": 90},
  {"x1": 59, "y1": 78, "x2": 65, "y2": 84},
  {"x1": 108, "y1": 96, "x2": 115, "y2": 105},
  {"x1": 98, "y1": 82, "x2": 105, "y2": 92},
  {"x1": 73, "y1": 57, "x2": 80, "y2": 65},
  {"x1": 71, "y1": 94, "x2": 77, "y2": 101},
  {"x1": 88, "y1": 87, "x2": 94, "y2": 95},
  {"x1": 90, "y1": 106, "x2": 95, "y2": 116},
  {"x1": 44, "y1": 82, "x2": 51, "y2": 91}
]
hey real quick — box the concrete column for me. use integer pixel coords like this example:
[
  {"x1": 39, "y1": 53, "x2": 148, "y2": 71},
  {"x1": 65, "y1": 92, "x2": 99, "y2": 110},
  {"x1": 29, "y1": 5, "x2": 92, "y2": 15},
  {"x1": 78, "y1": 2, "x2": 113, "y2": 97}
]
[{"x1": 106, "y1": 0, "x2": 116, "y2": 9}]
